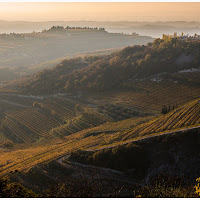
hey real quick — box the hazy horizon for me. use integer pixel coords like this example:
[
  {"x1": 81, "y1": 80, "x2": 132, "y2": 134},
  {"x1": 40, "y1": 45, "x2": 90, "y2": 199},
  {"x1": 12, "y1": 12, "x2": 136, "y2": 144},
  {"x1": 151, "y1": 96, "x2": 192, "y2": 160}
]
[
  {"x1": 1, "y1": 3, "x2": 200, "y2": 22},
  {"x1": 1, "y1": 19, "x2": 200, "y2": 22}
]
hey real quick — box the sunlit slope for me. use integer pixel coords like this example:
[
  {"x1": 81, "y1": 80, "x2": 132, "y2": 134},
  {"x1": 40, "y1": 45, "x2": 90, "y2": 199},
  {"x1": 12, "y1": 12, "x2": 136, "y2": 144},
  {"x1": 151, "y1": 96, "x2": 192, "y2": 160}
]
[
  {"x1": 74, "y1": 116, "x2": 154, "y2": 139},
  {"x1": 75, "y1": 98, "x2": 200, "y2": 149},
  {"x1": 0, "y1": 99, "x2": 200, "y2": 177},
  {"x1": 121, "y1": 99, "x2": 200, "y2": 140},
  {"x1": 58, "y1": 98, "x2": 200, "y2": 147},
  {"x1": 52, "y1": 109, "x2": 110, "y2": 136},
  {"x1": 0, "y1": 134, "x2": 108, "y2": 177}
]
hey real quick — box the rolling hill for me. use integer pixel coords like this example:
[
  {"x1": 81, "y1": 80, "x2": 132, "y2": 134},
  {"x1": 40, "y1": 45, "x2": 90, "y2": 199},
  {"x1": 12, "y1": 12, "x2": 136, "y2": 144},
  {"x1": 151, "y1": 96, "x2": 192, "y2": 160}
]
[
  {"x1": 5, "y1": 38, "x2": 200, "y2": 95},
  {"x1": 0, "y1": 26, "x2": 153, "y2": 82}
]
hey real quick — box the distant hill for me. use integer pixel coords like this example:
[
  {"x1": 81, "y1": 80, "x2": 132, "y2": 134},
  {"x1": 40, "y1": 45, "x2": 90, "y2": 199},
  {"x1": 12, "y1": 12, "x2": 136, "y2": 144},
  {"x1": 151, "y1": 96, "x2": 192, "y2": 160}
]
[{"x1": 0, "y1": 20, "x2": 200, "y2": 38}]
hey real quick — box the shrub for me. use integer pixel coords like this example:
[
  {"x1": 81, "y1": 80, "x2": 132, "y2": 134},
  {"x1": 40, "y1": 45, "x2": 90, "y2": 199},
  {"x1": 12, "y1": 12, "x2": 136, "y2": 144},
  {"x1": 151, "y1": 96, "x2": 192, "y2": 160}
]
[
  {"x1": 134, "y1": 173, "x2": 198, "y2": 198},
  {"x1": 194, "y1": 177, "x2": 200, "y2": 196},
  {"x1": 4, "y1": 140, "x2": 14, "y2": 147},
  {"x1": 0, "y1": 177, "x2": 37, "y2": 197}
]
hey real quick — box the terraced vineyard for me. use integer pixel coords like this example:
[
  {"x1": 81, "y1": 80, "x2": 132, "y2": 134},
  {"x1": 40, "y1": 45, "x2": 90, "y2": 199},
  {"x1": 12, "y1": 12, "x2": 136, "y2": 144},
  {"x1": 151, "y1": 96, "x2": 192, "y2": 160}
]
[
  {"x1": 0, "y1": 96, "x2": 111, "y2": 143},
  {"x1": 40, "y1": 98, "x2": 75, "y2": 120},
  {"x1": 4, "y1": 108, "x2": 59, "y2": 139},
  {"x1": 77, "y1": 116, "x2": 154, "y2": 138},
  {"x1": 60, "y1": 98, "x2": 200, "y2": 146},
  {"x1": 74, "y1": 98, "x2": 200, "y2": 149},
  {"x1": 51, "y1": 106, "x2": 110, "y2": 136},
  {"x1": 1, "y1": 116, "x2": 34, "y2": 143}
]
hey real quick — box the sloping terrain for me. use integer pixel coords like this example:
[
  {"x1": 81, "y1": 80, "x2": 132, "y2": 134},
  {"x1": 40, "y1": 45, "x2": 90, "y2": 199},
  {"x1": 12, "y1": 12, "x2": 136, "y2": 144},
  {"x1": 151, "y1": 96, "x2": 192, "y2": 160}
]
[
  {"x1": 71, "y1": 98, "x2": 200, "y2": 147},
  {"x1": 91, "y1": 81, "x2": 200, "y2": 113},
  {"x1": 0, "y1": 98, "x2": 199, "y2": 177},
  {"x1": 5, "y1": 39, "x2": 200, "y2": 95},
  {"x1": 0, "y1": 26, "x2": 153, "y2": 81},
  {"x1": 67, "y1": 127, "x2": 200, "y2": 184},
  {"x1": 0, "y1": 95, "x2": 110, "y2": 144}
]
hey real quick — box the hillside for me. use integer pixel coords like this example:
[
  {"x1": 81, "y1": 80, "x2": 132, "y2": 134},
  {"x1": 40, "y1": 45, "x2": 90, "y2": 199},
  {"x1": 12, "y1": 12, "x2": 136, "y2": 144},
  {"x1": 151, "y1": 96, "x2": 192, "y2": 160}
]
[
  {"x1": 0, "y1": 98, "x2": 199, "y2": 174},
  {"x1": 1, "y1": 20, "x2": 200, "y2": 38},
  {"x1": 0, "y1": 92, "x2": 199, "y2": 197},
  {"x1": 67, "y1": 98, "x2": 200, "y2": 148},
  {"x1": 6, "y1": 38, "x2": 200, "y2": 94},
  {"x1": 67, "y1": 127, "x2": 200, "y2": 187},
  {"x1": 0, "y1": 95, "x2": 110, "y2": 144},
  {"x1": 0, "y1": 26, "x2": 153, "y2": 81},
  {"x1": 0, "y1": 98, "x2": 199, "y2": 194}
]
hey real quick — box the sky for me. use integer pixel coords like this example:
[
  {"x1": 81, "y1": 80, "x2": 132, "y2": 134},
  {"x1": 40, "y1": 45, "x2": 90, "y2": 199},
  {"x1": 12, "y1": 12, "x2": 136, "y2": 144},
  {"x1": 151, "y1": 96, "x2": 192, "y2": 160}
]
[{"x1": 0, "y1": 2, "x2": 200, "y2": 22}]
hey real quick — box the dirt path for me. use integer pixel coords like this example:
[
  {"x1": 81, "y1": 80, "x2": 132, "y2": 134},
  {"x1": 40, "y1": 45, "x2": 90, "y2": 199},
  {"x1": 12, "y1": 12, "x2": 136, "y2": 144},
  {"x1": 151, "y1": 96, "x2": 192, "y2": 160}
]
[
  {"x1": 0, "y1": 98, "x2": 29, "y2": 108},
  {"x1": 58, "y1": 156, "x2": 123, "y2": 175},
  {"x1": 57, "y1": 155, "x2": 141, "y2": 186}
]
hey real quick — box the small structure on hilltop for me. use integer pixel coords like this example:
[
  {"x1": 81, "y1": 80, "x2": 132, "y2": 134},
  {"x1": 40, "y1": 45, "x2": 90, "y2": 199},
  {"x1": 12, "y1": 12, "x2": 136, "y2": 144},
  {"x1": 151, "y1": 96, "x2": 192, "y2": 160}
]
[{"x1": 162, "y1": 32, "x2": 200, "y2": 41}]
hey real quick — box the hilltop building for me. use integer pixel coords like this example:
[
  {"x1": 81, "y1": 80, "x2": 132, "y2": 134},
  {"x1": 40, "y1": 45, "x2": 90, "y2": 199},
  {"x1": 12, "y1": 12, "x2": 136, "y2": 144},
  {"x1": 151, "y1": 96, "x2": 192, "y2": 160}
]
[{"x1": 162, "y1": 32, "x2": 200, "y2": 41}]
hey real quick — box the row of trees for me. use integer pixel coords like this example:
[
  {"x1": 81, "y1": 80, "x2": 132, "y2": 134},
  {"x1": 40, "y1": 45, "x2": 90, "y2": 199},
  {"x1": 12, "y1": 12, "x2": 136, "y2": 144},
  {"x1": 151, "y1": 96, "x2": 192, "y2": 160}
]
[
  {"x1": 42, "y1": 26, "x2": 105, "y2": 33},
  {"x1": 161, "y1": 104, "x2": 178, "y2": 114},
  {"x1": 0, "y1": 26, "x2": 106, "y2": 40}
]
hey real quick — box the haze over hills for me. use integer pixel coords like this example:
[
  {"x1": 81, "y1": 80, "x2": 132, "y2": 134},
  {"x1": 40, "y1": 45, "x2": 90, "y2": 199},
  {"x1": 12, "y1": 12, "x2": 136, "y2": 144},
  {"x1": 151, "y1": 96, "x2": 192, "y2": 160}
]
[
  {"x1": 0, "y1": 20, "x2": 200, "y2": 37},
  {"x1": 0, "y1": 25, "x2": 153, "y2": 82}
]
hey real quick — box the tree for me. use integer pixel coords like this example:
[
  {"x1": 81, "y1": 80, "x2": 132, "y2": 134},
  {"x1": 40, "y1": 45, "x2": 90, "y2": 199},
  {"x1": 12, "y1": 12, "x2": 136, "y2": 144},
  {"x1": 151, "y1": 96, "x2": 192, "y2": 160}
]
[
  {"x1": 33, "y1": 101, "x2": 39, "y2": 109},
  {"x1": 4, "y1": 140, "x2": 14, "y2": 147}
]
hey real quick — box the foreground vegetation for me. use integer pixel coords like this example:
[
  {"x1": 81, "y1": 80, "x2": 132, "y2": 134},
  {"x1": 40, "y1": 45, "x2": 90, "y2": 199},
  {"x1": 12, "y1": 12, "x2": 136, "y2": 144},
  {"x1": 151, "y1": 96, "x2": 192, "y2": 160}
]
[
  {"x1": 0, "y1": 177, "x2": 37, "y2": 197},
  {"x1": 1, "y1": 128, "x2": 199, "y2": 197}
]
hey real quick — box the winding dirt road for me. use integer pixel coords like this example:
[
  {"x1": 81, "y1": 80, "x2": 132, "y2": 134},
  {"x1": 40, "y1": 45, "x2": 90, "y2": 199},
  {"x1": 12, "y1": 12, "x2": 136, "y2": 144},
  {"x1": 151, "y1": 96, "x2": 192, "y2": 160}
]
[{"x1": 57, "y1": 155, "x2": 142, "y2": 186}]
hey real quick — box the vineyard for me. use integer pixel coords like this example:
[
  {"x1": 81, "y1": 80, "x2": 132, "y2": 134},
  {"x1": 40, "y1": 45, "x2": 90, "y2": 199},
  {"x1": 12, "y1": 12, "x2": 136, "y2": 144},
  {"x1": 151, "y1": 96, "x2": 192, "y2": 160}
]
[
  {"x1": 39, "y1": 98, "x2": 76, "y2": 121},
  {"x1": 3, "y1": 108, "x2": 59, "y2": 140},
  {"x1": 1, "y1": 116, "x2": 34, "y2": 143},
  {"x1": 76, "y1": 116, "x2": 153, "y2": 139},
  {"x1": 0, "y1": 97, "x2": 200, "y2": 178},
  {"x1": 0, "y1": 96, "x2": 111, "y2": 143},
  {"x1": 0, "y1": 131, "x2": 108, "y2": 177},
  {"x1": 51, "y1": 105, "x2": 110, "y2": 136},
  {"x1": 92, "y1": 81, "x2": 200, "y2": 113},
  {"x1": 73, "y1": 98, "x2": 200, "y2": 149},
  {"x1": 118, "y1": 98, "x2": 200, "y2": 141}
]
